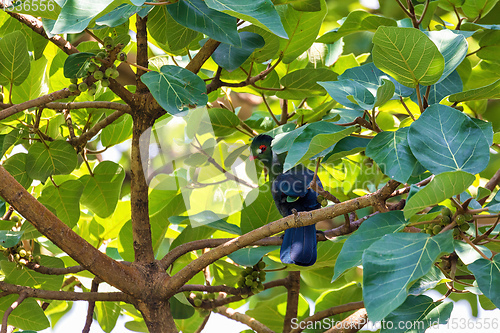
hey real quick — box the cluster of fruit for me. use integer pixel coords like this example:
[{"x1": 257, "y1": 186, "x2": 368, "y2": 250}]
[
  {"x1": 317, "y1": 195, "x2": 328, "y2": 207},
  {"x1": 423, "y1": 207, "x2": 472, "y2": 236},
  {"x1": 237, "y1": 260, "x2": 267, "y2": 296},
  {"x1": 1, "y1": 242, "x2": 40, "y2": 268},
  {"x1": 192, "y1": 291, "x2": 217, "y2": 307},
  {"x1": 68, "y1": 36, "x2": 127, "y2": 95}
]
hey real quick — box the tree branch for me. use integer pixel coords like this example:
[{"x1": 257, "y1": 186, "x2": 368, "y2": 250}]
[
  {"x1": 325, "y1": 308, "x2": 368, "y2": 333},
  {"x1": 289, "y1": 302, "x2": 365, "y2": 333},
  {"x1": 162, "y1": 180, "x2": 400, "y2": 297},
  {"x1": 1, "y1": 292, "x2": 27, "y2": 333},
  {"x1": 82, "y1": 279, "x2": 100, "y2": 333},
  {"x1": 69, "y1": 111, "x2": 126, "y2": 147},
  {"x1": 0, "y1": 167, "x2": 143, "y2": 297},
  {"x1": 135, "y1": 14, "x2": 149, "y2": 93},
  {"x1": 283, "y1": 271, "x2": 301, "y2": 333},
  {"x1": 6, "y1": 12, "x2": 78, "y2": 55},
  {"x1": 45, "y1": 101, "x2": 131, "y2": 112},
  {"x1": 186, "y1": 39, "x2": 221, "y2": 74},
  {"x1": 24, "y1": 262, "x2": 85, "y2": 275},
  {"x1": 478, "y1": 167, "x2": 500, "y2": 205},
  {"x1": 215, "y1": 306, "x2": 274, "y2": 333},
  {"x1": 0, "y1": 281, "x2": 132, "y2": 302}
]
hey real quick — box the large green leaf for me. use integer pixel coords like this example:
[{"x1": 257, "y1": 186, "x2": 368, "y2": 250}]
[
  {"x1": 461, "y1": 0, "x2": 499, "y2": 19},
  {"x1": 366, "y1": 127, "x2": 421, "y2": 183},
  {"x1": 39, "y1": 180, "x2": 84, "y2": 228},
  {"x1": 0, "y1": 295, "x2": 50, "y2": 331},
  {"x1": 315, "y1": 282, "x2": 363, "y2": 321},
  {"x1": 140, "y1": 65, "x2": 208, "y2": 115},
  {"x1": 362, "y1": 231, "x2": 454, "y2": 322},
  {"x1": 381, "y1": 295, "x2": 453, "y2": 333},
  {"x1": 273, "y1": 0, "x2": 322, "y2": 12},
  {"x1": 272, "y1": 121, "x2": 357, "y2": 171},
  {"x1": 317, "y1": 10, "x2": 397, "y2": 44},
  {"x1": 25, "y1": 141, "x2": 78, "y2": 182},
  {"x1": 228, "y1": 246, "x2": 280, "y2": 266},
  {"x1": 204, "y1": 108, "x2": 240, "y2": 136},
  {"x1": 425, "y1": 30, "x2": 468, "y2": 83},
  {"x1": 79, "y1": 161, "x2": 125, "y2": 218},
  {"x1": 148, "y1": 5, "x2": 200, "y2": 52},
  {"x1": 468, "y1": 257, "x2": 500, "y2": 308},
  {"x1": 96, "y1": 301, "x2": 120, "y2": 333},
  {"x1": 95, "y1": 3, "x2": 142, "y2": 28},
  {"x1": 240, "y1": 185, "x2": 282, "y2": 234},
  {"x1": 51, "y1": 0, "x2": 114, "y2": 34},
  {"x1": 0, "y1": 230, "x2": 24, "y2": 248},
  {"x1": 0, "y1": 30, "x2": 30, "y2": 86},
  {"x1": 332, "y1": 211, "x2": 407, "y2": 281},
  {"x1": 322, "y1": 136, "x2": 370, "y2": 163},
  {"x1": 101, "y1": 113, "x2": 133, "y2": 147},
  {"x1": 2, "y1": 153, "x2": 33, "y2": 189},
  {"x1": 11, "y1": 56, "x2": 48, "y2": 104},
  {"x1": 277, "y1": 68, "x2": 337, "y2": 100},
  {"x1": 373, "y1": 26, "x2": 444, "y2": 88},
  {"x1": 212, "y1": 32, "x2": 265, "y2": 71},
  {"x1": 240, "y1": 25, "x2": 280, "y2": 62},
  {"x1": 404, "y1": 171, "x2": 475, "y2": 219},
  {"x1": 63, "y1": 52, "x2": 95, "y2": 79},
  {"x1": 1, "y1": 255, "x2": 64, "y2": 291},
  {"x1": 449, "y1": 78, "x2": 500, "y2": 102},
  {"x1": 205, "y1": 0, "x2": 287, "y2": 38},
  {"x1": 166, "y1": 0, "x2": 241, "y2": 46},
  {"x1": 276, "y1": 0, "x2": 327, "y2": 63},
  {"x1": 407, "y1": 104, "x2": 490, "y2": 175}
]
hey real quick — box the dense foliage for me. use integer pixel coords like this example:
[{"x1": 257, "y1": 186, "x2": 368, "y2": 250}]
[{"x1": 1, "y1": 0, "x2": 500, "y2": 332}]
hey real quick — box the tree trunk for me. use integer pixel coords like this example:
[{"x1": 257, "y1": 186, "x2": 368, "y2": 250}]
[{"x1": 136, "y1": 299, "x2": 178, "y2": 333}]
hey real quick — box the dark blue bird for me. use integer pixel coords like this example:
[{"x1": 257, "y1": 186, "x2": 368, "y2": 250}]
[{"x1": 250, "y1": 134, "x2": 322, "y2": 266}]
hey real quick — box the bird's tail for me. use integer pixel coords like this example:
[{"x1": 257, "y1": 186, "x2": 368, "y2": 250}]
[{"x1": 280, "y1": 225, "x2": 317, "y2": 266}]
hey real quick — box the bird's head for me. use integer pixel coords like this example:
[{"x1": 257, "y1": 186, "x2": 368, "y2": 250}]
[{"x1": 249, "y1": 134, "x2": 274, "y2": 166}]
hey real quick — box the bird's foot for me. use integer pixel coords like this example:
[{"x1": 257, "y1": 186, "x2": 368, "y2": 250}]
[{"x1": 291, "y1": 208, "x2": 298, "y2": 216}]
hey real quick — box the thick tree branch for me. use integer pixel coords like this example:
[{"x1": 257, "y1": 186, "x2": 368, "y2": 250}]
[
  {"x1": 289, "y1": 302, "x2": 365, "y2": 333},
  {"x1": 135, "y1": 14, "x2": 149, "y2": 93},
  {"x1": 162, "y1": 180, "x2": 400, "y2": 297},
  {"x1": 283, "y1": 271, "x2": 301, "y2": 333},
  {"x1": 45, "y1": 101, "x2": 131, "y2": 112},
  {"x1": 0, "y1": 281, "x2": 132, "y2": 302},
  {"x1": 6, "y1": 12, "x2": 78, "y2": 55},
  {"x1": 0, "y1": 167, "x2": 143, "y2": 297},
  {"x1": 325, "y1": 308, "x2": 368, "y2": 333},
  {"x1": 186, "y1": 39, "x2": 221, "y2": 74},
  {"x1": 215, "y1": 306, "x2": 274, "y2": 333}
]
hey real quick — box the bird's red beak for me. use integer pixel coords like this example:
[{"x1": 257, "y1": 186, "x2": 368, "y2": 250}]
[{"x1": 249, "y1": 155, "x2": 257, "y2": 161}]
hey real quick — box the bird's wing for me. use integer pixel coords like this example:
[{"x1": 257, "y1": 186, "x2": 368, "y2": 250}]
[{"x1": 273, "y1": 165, "x2": 321, "y2": 198}]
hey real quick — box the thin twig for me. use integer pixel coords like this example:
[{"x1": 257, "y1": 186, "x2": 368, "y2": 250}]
[
  {"x1": 82, "y1": 279, "x2": 100, "y2": 333},
  {"x1": 1, "y1": 292, "x2": 27, "y2": 333},
  {"x1": 261, "y1": 93, "x2": 280, "y2": 125},
  {"x1": 216, "y1": 306, "x2": 274, "y2": 333}
]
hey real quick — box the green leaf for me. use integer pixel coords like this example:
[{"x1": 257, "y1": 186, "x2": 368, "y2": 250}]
[
  {"x1": 407, "y1": 104, "x2": 490, "y2": 175},
  {"x1": 410, "y1": 70, "x2": 463, "y2": 105},
  {"x1": 101, "y1": 113, "x2": 133, "y2": 146},
  {"x1": 168, "y1": 210, "x2": 240, "y2": 235},
  {"x1": 362, "y1": 231, "x2": 454, "y2": 322},
  {"x1": 79, "y1": 161, "x2": 125, "y2": 218},
  {"x1": 461, "y1": 0, "x2": 499, "y2": 19},
  {"x1": 212, "y1": 32, "x2": 265, "y2": 71},
  {"x1": 203, "y1": 108, "x2": 240, "y2": 136},
  {"x1": 0, "y1": 30, "x2": 30, "y2": 86},
  {"x1": 95, "y1": 3, "x2": 142, "y2": 28},
  {"x1": 277, "y1": 68, "x2": 337, "y2": 100},
  {"x1": 408, "y1": 265, "x2": 449, "y2": 296},
  {"x1": 63, "y1": 52, "x2": 95, "y2": 79},
  {"x1": 404, "y1": 171, "x2": 475, "y2": 219},
  {"x1": 140, "y1": 65, "x2": 208, "y2": 115},
  {"x1": 11, "y1": 55, "x2": 48, "y2": 104},
  {"x1": 240, "y1": 25, "x2": 280, "y2": 62},
  {"x1": 1, "y1": 255, "x2": 64, "y2": 291},
  {"x1": 322, "y1": 136, "x2": 370, "y2": 163},
  {"x1": 2, "y1": 153, "x2": 33, "y2": 189},
  {"x1": 272, "y1": 121, "x2": 357, "y2": 171},
  {"x1": 228, "y1": 246, "x2": 280, "y2": 266},
  {"x1": 333, "y1": 211, "x2": 407, "y2": 281},
  {"x1": 170, "y1": 294, "x2": 195, "y2": 320},
  {"x1": 96, "y1": 301, "x2": 120, "y2": 333},
  {"x1": 381, "y1": 295, "x2": 453, "y2": 333},
  {"x1": 169, "y1": 225, "x2": 214, "y2": 251},
  {"x1": 454, "y1": 240, "x2": 492, "y2": 265},
  {"x1": 25, "y1": 141, "x2": 78, "y2": 182},
  {"x1": 51, "y1": 0, "x2": 114, "y2": 34},
  {"x1": 373, "y1": 26, "x2": 444, "y2": 87},
  {"x1": 276, "y1": 0, "x2": 327, "y2": 64},
  {"x1": 449, "y1": 78, "x2": 500, "y2": 102},
  {"x1": 167, "y1": 0, "x2": 241, "y2": 46},
  {"x1": 317, "y1": 10, "x2": 396, "y2": 44},
  {"x1": 318, "y1": 80, "x2": 373, "y2": 111},
  {"x1": 374, "y1": 79, "x2": 395, "y2": 107},
  {"x1": 246, "y1": 293, "x2": 309, "y2": 332},
  {"x1": 39, "y1": 180, "x2": 84, "y2": 228},
  {"x1": 468, "y1": 257, "x2": 500, "y2": 308},
  {"x1": 0, "y1": 230, "x2": 23, "y2": 248},
  {"x1": 148, "y1": 5, "x2": 200, "y2": 52},
  {"x1": 240, "y1": 185, "x2": 282, "y2": 234},
  {"x1": 205, "y1": 0, "x2": 287, "y2": 38},
  {"x1": 0, "y1": 295, "x2": 50, "y2": 331},
  {"x1": 274, "y1": 0, "x2": 322, "y2": 11},
  {"x1": 315, "y1": 282, "x2": 363, "y2": 320},
  {"x1": 425, "y1": 30, "x2": 468, "y2": 83},
  {"x1": 366, "y1": 127, "x2": 421, "y2": 183}
]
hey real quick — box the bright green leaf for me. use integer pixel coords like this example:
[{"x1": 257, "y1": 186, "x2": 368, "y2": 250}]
[
  {"x1": 277, "y1": 68, "x2": 337, "y2": 100},
  {"x1": 25, "y1": 141, "x2": 78, "y2": 182},
  {"x1": 205, "y1": 108, "x2": 240, "y2": 136},
  {"x1": 0, "y1": 30, "x2": 30, "y2": 86},
  {"x1": 240, "y1": 185, "x2": 282, "y2": 234},
  {"x1": 39, "y1": 180, "x2": 84, "y2": 228},
  {"x1": 2, "y1": 153, "x2": 33, "y2": 189},
  {"x1": 449, "y1": 78, "x2": 500, "y2": 102},
  {"x1": 101, "y1": 114, "x2": 133, "y2": 147},
  {"x1": 0, "y1": 295, "x2": 50, "y2": 331}
]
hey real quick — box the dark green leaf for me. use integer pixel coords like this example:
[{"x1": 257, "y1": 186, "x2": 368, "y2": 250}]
[
  {"x1": 26, "y1": 141, "x2": 78, "y2": 182},
  {"x1": 408, "y1": 104, "x2": 489, "y2": 175},
  {"x1": 366, "y1": 127, "x2": 421, "y2": 183},
  {"x1": 277, "y1": 68, "x2": 337, "y2": 100},
  {"x1": 79, "y1": 161, "x2": 125, "y2": 218},
  {"x1": 212, "y1": 32, "x2": 265, "y2": 71},
  {"x1": 410, "y1": 70, "x2": 463, "y2": 105},
  {"x1": 167, "y1": 0, "x2": 240, "y2": 46},
  {"x1": 333, "y1": 211, "x2": 407, "y2": 281},
  {"x1": 228, "y1": 246, "x2": 280, "y2": 266},
  {"x1": 322, "y1": 136, "x2": 370, "y2": 162},
  {"x1": 140, "y1": 65, "x2": 208, "y2": 115},
  {"x1": 240, "y1": 25, "x2": 280, "y2": 62},
  {"x1": 363, "y1": 231, "x2": 454, "y2": 321},
  {"x1": 169, "y1": 294, "x2": 195, "y2": 320},
  {"x1": 205, "y1": 0, "x2": 287, "y2": 38},
  {"x1": 168, "y1": 210, "x2": 240, "y2": 235},
  {"x1": 373, "y1": 27, "x2": 444, "y2": 87},
  {"x1": 3, "y1": 153, "x2": 33, "y2": 189},
  {"x1": 468, "y1": 257, "x2": 500, "y2": 308},
  {"x1": 63, "y1": 52, "x2": 95, "y2": 79},
  {"x1": 52, "y1": 0, "x2": 114, "y2": 34},
  {"x1": 0, "y1": 31, "x2": 30, "y2": 86}
]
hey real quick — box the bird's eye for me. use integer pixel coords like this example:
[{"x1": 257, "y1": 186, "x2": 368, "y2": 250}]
[{"x1": 257, "y1": 145, "x2": 267, "y2": 154}]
